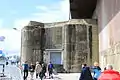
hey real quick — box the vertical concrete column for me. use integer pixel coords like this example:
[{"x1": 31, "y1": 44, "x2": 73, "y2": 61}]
[
  {"x1": 21, "y1": 22, "x2": 45, "y2": 64},
  {"x1": 73, "y1": 24, "x2": 88, "y2": 72},
  {"x1": 63, "y1": 24, "x2": 72, "y2": 72},
  {"x1": 69, "y1": 25, "x2": 76, "y2": 71},
  {"x1": 87, "y1": 26, "x2": 91, "y2": 66},
  {"x1": 63, "y1": 22, "x2": 91, "y2": 72},
  {"x1": 63, "y1": 24, "x2": 76, "y2": 72},
  {"x1": 21, "y1": 26, "x2": 34, "y2": 64},
  {"x1": 91, "y1": 24, "x2": 99, "y2": 65},
  {"x1": 33, "y1": 26, "x2": 45, "y2": 63}
]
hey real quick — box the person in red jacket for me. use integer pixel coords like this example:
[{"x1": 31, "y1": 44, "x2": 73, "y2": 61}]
[{"x1": 98, "y1": 64, "x2": 120, "y2": 80}]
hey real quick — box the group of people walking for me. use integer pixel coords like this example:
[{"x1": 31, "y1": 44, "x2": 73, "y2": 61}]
[
  {"x1": 79, "y1": 62, "x2": 101, "y2": 80},
  {"x1": 79, "y1": 62, "x2": 120, "y2": 80},
  {"x1": 22, "y1": 61, "x2": 54, "y2": 80},
  {"x1": 21, "y1": 61, "x2": 120, "y2": 80}
]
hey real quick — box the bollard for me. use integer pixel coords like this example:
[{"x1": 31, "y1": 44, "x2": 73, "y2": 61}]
[{"x1": 98, "y1": 70, "x2": 120, "y2": 80}]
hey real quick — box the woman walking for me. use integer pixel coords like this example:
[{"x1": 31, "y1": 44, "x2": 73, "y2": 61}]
[{"x1": 35, "y1": 61, "x2": 42, "y2": 79}]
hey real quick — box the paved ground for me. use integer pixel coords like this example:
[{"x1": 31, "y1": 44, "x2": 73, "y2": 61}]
[
  {"x1": 26, "y1": 73, "x2": 80, "y2": 80},
  {"x1": 27, "y1": 73, "x2": 80, "y2": 80},
  {"x1": 0, "y1": 65, "x2": 22, "y2": 80},
  {"x1": 0, "y1": 62, "x2": 80, "y2": 80}
]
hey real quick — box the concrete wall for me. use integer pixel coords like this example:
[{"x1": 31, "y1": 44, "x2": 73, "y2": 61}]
[
  {"x1": 91, "y1": 21, "x2": 99, "y2": 65},
  {"x1": 21, "y1": 26, "x2": 34, "y2": 64},
  {"x1": 94, "y1": 0, "x2": 120, "y2": 70},
  {"x1": 21, "y1": 22, "x2": 45, "y2": 64},
  {"x1": 21, "y1": 20, "x2": 98, "y2": 72},
  {"x1": 45, "y1": 27, "x2": 62, "y2": 49},
  {"x1": 62, "y1": 19, "x2": 98, "y2": 72}
]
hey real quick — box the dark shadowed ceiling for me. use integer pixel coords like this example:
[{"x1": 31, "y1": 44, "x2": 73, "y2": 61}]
[{"x1": 70, "y1": 0, "x2": 97, "y2": 19}]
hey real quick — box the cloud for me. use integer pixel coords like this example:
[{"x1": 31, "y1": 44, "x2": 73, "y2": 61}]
[
  {"x1": 14, "y1": 19, "x2": 30, "y2": 30},
  {"x1": 60, "y1": 0, "x2": 70, "y2": 15},
  {"x1": 32, "y1": 0, "x2": 70, "y2": 22},
  {"x1": 0, "y1": 19, "x2": 21, "y2": 55},
  {"x1": 14, "y1": 0, "x2": 70, "y2": 27},
  {"x1": 0, "y1": 29, "x2": 21, "y2": 53},
  {"x1": 36, "y1": 6, "x2": 48, "y2": 11},
  {"x1": 0, "y1": 0, "x2": 70, "y2": 55}
]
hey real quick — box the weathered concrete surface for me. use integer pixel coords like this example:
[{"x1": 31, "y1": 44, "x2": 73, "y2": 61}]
[
  {"x1": 21, "y1": 21, "x2": 45, "y2": 64},
  {"x1": 21, "y1": 19, "x2": 98, "y2": 72},
  {"x1": 63, "y1": 24, "x2": 88, "y2": 72},
  {"x1": 32, "y1": 25, "x2": 45, "y2": 63},
  {"x1": 21, "y1": 25, "x2": 34, "y2": 64},
  {"x1": 45, "y1": 27, "x2": 62, "y2": 49},
  {"x1": 63, "y1": 19, "x2": 98, "y2": 72}
]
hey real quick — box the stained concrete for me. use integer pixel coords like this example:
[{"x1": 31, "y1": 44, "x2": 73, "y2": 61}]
[
  {"x1": 21, "y1": 19, "x2": 98, "y2": 72},
  {"x1": 62, "y1": 19, "x2": 98, "y2": 72},
  {"x1": 21, "y1": 21, "x2": 45, "y2": 64}
]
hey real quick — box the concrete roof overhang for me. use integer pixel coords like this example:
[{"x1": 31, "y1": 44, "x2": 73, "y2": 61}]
[{"x1": 70, "y1": 0, "x2": 97, "y2": 19}]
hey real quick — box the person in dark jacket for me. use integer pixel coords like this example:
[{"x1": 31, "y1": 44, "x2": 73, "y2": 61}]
[
  {"x1": 48, "y1": 62, "x2": 54, "y2": 79},
  {"x1": 79, "y1": 64, "x2": 93, "y2": 80},
  {"x1": 41, "y1": 63, "x2": 47, "y2": 79},
  {"x1": 29, "y1": 63, "x2": 35, "y2": 79}
]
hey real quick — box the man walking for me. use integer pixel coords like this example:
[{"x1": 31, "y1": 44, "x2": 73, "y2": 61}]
[
  {"x1": 23, "y1": 61, "x2": 29, "y2": 80},
  {"x1": 48, "y1": 62, "x2": 54, "y2": 79}
]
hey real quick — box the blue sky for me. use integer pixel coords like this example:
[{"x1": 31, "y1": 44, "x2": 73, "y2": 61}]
[
  {"x1": 0, "y1": 0, "x2": 69, "y2": 55},
  {"x1": 0, "y1": 0, "x2": 69, "y2": 28}
]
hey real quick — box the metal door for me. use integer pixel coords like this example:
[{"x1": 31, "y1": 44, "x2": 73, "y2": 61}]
[{"x1": 50, "y1": 52, "x2": 61, "y2": 64}]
